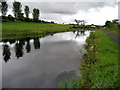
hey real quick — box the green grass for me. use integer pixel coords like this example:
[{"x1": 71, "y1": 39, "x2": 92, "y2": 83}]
[
  {"x1": 1, "y1": 22, "x2": 74, "y2": 40},
  {"x1": 106, "y1": 23, "x2": 119, "y2": 31},
  {"x1": 92, "y1": 30, "x2": 119, "y2": 88},
  {"x1": 82, "y1": 30, "x2": 119, "y2": 88}
]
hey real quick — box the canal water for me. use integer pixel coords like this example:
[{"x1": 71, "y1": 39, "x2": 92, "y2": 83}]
[{"x1": 1, "y1": 30, "x2": 91, "y2": 88}]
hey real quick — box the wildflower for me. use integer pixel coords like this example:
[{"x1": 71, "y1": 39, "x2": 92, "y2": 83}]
[
  {"x1": 104, "y1": 80, "x2": 107, "y2": 82},
  {"x1": 98, "y1": 83, "x2": 102, "y2": 87}
]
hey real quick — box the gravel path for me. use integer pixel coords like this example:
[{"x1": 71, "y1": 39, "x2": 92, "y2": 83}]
[{"x1": 103, "y1": 30, "x2": 120, "y2": 46}]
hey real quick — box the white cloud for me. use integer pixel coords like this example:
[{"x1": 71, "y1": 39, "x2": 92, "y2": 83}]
[{"x1": 72, "y1": 5, "x2": 118, "y2": 25}]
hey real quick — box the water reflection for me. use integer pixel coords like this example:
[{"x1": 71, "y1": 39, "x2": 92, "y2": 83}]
[
  {"x1": 2, "y1": 30, "x2": 88, "y2": 63},
  {"x1": 33, "y1": 38, "x2": 40, "y2": 49},
  {"x1": 2, "y1": 44, "x2": 11, "y2": 63},
  {"x1": 15, "y1": 41, "x2": 24, "y2": 59},
  {"x1": 2, "y1": 38, "x2": 41, "y2": 63},
  {"x1": 56, "y1": 70, "x2": 79, "y2": 83},
  {"x1": 75, "y1": 30, "x2": 85, "y2": 38},
  {"x1": 9, "y1": 39, "x2": 16, "y2": 44},
  {"x1": 2, "y1": 30, "x2": 91, "y2": 88},
  {"x1": 26, "y1": 38, "x2": 31, "y2": 53}
]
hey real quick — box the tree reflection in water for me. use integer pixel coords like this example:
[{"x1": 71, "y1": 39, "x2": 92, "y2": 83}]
[
  {"x1": 15, "y1": 40, "x2": 25, "y2": 59},
  {"x1": 75, "y1": 30, "x2": 85, "y2": 38},
  {"x1": 80, "y1": 30, "x2": 85, "y2": 35},
  {"x1": 26, "y1": 38, "x2": 31, "y2": 53},
  {"x1": 33, "y1": 37, "x2": 40, "y2": 49},
  {"x1": 2, "y1": 37, "x2": 41, "y2": 62},
  {"x1": 9, "y1": 39, "x2": 16, "y2": 44},
  {"x1": 75, "y1": 31, "x2": 80, "y2": 38},
  {"x1": 2, "y1": 44, "x2": 11, "y2": 63}
]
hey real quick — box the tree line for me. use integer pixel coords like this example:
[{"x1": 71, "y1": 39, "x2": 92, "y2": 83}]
[{"x1": 0, "y1": 1, "x2": 54, "y2": 23}]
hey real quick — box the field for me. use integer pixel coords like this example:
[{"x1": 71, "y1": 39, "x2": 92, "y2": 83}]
[{"x1": 1, "y1": 22, "x2": 73, "y2": 40}]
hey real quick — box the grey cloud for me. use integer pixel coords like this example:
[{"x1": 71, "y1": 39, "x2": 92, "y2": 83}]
[
  {"x1": 26, "y1": 2, "x2": 108, "y2": 14},
  {"x1": 22, "y1": 2, "x2": 78, "y2": 15},
  {"x1": 7, "y1": 2, "x2": 117, "y2": 15}
]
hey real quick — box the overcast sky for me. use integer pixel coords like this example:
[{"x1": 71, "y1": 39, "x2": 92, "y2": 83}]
[{"x1": 1, "y1": 0, "x2": 119, "y2": 25}]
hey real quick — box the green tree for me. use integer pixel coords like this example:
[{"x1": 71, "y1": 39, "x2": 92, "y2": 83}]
[
  {"x1": 105, "y1": 20, "x2": 119, "y2": 31},
  {"x1": 1, "y1": 1, "x2": 8, "y2": 16},
  {"x1": 105, "y1": 20, "x2": 111, "y2": 27},
  {"x1": 24, "y1": 5, "x2": 30, "y2": 18},
  {"x1": 112, "y1": 19, "x2": 119, "y2": 24},
  {"x1": 13, "y1": 1, "x2": 22, "y2": 19},
  {"x1": 32, "y1": 8, "x2": 39, "y2": 22}
]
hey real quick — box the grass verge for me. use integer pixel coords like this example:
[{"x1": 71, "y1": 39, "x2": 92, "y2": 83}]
[
  {"x1": 59, "y1": 30, "x2": 119, "y2": 88},
  {"x1": 81, "y1": 30, "x2": 119, "y2": 88}
]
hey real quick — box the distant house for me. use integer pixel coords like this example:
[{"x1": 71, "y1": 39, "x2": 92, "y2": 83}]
[
  {"x1": 91, "y1": 25, "x2": 96, "y2": 28},
  {"x1": 90, "y1": 24, "x2": 103, "y2": 29}
]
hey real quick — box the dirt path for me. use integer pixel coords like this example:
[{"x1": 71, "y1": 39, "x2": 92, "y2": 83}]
[{"x1": 103, "y1": 30, "x2": 120, "y2": 46}]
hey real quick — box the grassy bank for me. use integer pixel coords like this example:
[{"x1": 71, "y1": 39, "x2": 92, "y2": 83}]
[
  {"x1": 81, "y1": 30, "x2": 119, "y2": 88},
  {"x1": 1, "y1": 22, "x2": 75, "y2": 40},
  {"x1": 59, "y1": 30, "x2": 119, "y2": 88}
]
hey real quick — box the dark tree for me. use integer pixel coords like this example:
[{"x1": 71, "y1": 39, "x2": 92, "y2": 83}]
[
  {"x1": 105, "y1": 21, "x2": 111, "y2": 27},
  {"x1": 7, "y1": 14, "x2": 15, "y2": 21},
  {"x1": 74, "y1": 19, "x2": 81, "y2": 25},
  {"x1": 1, "y1": 1, "x2": 8, "y2": 16},
  {"x1": 13, "y1": 1, "x2": 22, "y2": 19},
  {"x1": 24, "y1": 5, "x2": 30, "y2": 18},
  {"x1": 32, "y1": 8, "x2": 39, "y2": 22}
]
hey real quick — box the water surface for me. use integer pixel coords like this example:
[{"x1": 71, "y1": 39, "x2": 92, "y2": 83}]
[{"x1": 1, "y1": 30, "x2": 91, "y2": 88}]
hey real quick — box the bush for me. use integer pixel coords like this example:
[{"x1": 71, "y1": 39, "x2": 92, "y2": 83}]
[
  {"x1": 105, "y1": 20, "x2": 119, "y2": 31},
  {"x1": 24, "y1": 17, "x2": 30, "y2": 22},
  {"x1": 1, "y1": 16, "x2": 8, "y2": 22},
  {"x1": 7, "y1": 15, "x2": 15, "y2": 21}
]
